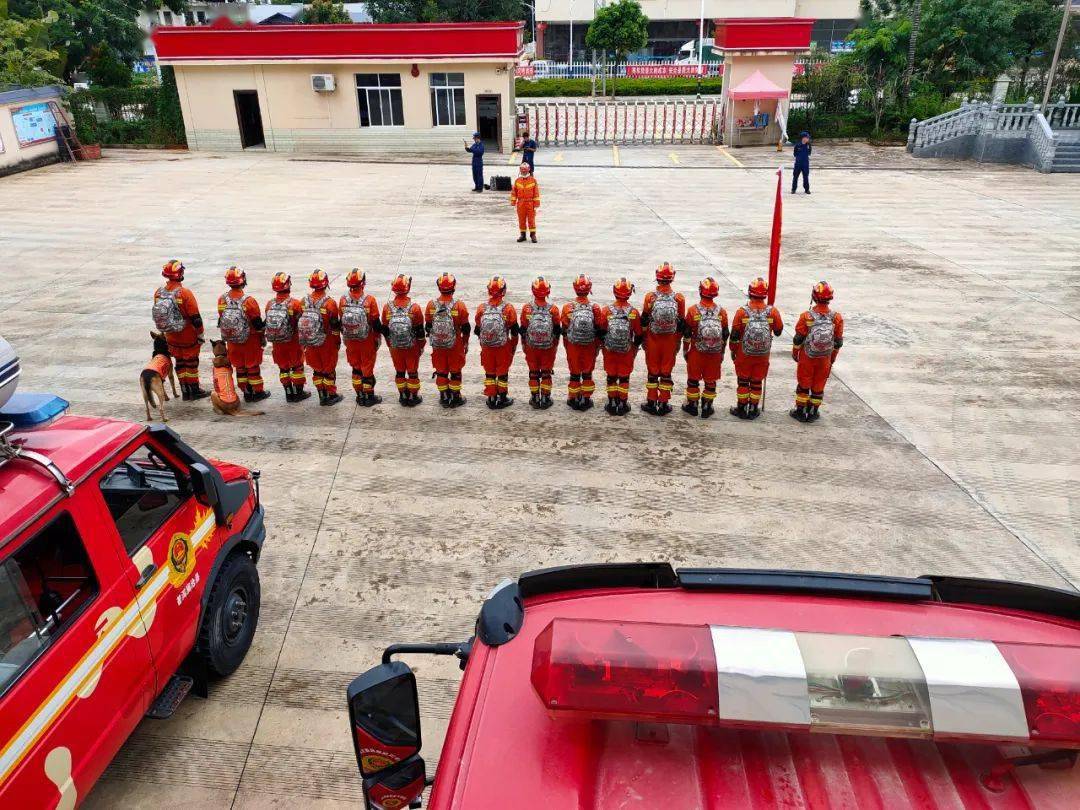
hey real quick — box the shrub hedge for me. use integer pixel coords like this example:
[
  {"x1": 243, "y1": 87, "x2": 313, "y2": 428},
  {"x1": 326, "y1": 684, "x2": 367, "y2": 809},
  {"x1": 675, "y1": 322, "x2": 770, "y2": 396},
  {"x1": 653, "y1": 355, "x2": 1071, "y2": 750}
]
[{"x1": 69, "y1": 68, "x2": 187, "y2": 147}]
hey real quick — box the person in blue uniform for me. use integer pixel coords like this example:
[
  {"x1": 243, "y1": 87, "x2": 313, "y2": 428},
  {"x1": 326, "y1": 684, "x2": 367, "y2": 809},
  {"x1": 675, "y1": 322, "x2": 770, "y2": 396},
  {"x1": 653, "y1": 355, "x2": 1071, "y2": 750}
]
[
  {"x1": 792, "y1": 131, "x2": 811, "y2": 194},
  {"x1": 465, "y1": 132, "x2": 485, "y2": 192},
  {"x1": 521, "y1": 130, "x2": 538, "y2": 172}
]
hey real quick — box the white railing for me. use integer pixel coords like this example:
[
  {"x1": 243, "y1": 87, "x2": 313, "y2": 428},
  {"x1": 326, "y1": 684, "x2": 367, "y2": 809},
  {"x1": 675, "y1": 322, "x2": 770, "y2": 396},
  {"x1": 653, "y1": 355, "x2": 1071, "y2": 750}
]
[
  {"x1": 1029, "y1": 112, "x2": 1058, "y2": 172},
  {"x1": 517, "y1": 98, "x2": 721, "y2": 146},
  {"x1": 1047, "y1": 98, "x2": 1080, "y2": 130},
  {"x1": 516, "y1": 61, "x2": 723, "y2": 80},
  {"x1": 908, "y1": 103, "x2": 982, "y2": 150}
]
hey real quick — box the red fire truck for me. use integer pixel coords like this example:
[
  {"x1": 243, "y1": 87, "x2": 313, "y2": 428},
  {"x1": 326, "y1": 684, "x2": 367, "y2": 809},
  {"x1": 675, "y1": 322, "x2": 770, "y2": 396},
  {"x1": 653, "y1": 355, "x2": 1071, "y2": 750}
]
[
  {"x1": 0, "y1": 390, "x2": 264, "y2": 806},
  {"x1": 348, "y1": 564, "x2": 1080, "y2": 809}
]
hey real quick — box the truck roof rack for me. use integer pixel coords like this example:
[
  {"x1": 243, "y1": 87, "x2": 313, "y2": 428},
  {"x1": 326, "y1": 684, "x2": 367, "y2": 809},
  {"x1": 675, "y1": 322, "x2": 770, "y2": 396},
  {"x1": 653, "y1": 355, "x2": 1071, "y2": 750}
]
[{"x1": 0, "y1": 420, "x2": 74, "y2": 496}]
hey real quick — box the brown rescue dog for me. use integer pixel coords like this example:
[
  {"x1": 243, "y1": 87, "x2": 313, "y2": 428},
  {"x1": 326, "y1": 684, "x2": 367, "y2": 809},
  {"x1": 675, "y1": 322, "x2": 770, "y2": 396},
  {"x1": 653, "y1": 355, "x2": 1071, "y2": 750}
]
[
  {"x1": 141, "y1": 331, "x2": 180, "y2": 422},
  {"x1": 209, "y1": 339, "x2": 264, "y2": 417}
]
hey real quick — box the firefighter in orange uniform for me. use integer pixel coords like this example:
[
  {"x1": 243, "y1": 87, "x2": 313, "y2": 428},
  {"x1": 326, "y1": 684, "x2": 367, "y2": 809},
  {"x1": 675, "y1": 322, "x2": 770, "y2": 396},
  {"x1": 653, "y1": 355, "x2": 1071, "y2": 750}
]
[
  {"x1": 382, "y1": 274, "x2": 426, "y2": 407},
  {"x1": 264, "y1": 272, "x2": 310, "y2": 402},
  {"x1": 475, "y1": 276, "x2": 519, "y2": 409},
  {"x1": 561, "y1": 274, "x2": 603, "y2": 411},
  {"x1": 729, "y1": 277, "x2": 783, "y2": 420},
  {"x1": 598, "y1": 278, "x2": 643, "y2": 416},
  {"x1": 426, "y1": 272, "x2": 470, "y2": 408},
  {"x1": 510, "y1": 163, "x2": 540, "y2": 243},
  {"x1": 791, "y1": 281, "x2": 844, "y2": 423},
  {"x1": 519, "y1": 276, "x2": 561, "y2": 409},
  {"x1": 152, "y1": 259, "x2": 209, "y2": 400},
  {"x1": 640, "y1": 262, "x2": 686, "y2": 416},
  {"x1": 682, "y1": 277, "x2": 729, "y2": 419},
  {"x1": 298, "y1": 269, "x2": 343, "y2": 406},
  {"x1": 340, "y1": 269, "x2": 383, "y2": 407},
  {"x1": 217, "y1": 266, "x2": 270, "y2": 402}
]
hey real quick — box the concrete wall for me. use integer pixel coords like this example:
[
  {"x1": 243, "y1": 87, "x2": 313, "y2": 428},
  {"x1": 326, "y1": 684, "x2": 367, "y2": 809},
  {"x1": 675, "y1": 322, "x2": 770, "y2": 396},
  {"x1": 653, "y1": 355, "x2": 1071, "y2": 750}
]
[
  {"x1": 536, "y1": 0, "x2": 858, "y2": 22},
  {"x1": 0, "y1": 95, "x2": 61, "y2": 175},
  {"x1": 173, "y1": 61, "x2": 516, "y2": 154}
]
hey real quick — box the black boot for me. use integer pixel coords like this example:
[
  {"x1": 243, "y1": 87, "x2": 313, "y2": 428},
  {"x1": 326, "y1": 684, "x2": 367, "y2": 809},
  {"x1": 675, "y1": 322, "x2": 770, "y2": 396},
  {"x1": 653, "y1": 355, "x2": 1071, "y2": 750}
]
[
  {"x1": 242, "y1": 389, "x2": 254, "y2": 403},
  {"x1": 529, "y1": 392, "x2": 540, "y2": 408},
  {"x1": 398, "y1": 390, "x2": 409, "y2": 406},
  {"x1": 317, "y1": 389, "x2": 327, "y2": 405},
  {"x1": 293, "y1": 387, "x2": 311, "y2": 402},
  {"x1": 656, "y1": 401, "x2": 671, "y2": 416},
  {"x1": 364, "y1": 391, "x2": 383, "y2": 407},
  {"x1": 496, "y1": 393, "x2": 513, "y2": 409},
  {"x1": 448, "y1": 391, "x2": 465, "y2": 408},
  {"x1": 745, "y1": 403, "x2": 760, "y2": 420},
  {"x1": 617, "y1": 399, "x2": 630, "y2": 416},
  {"x1": 530, "y1": 232, "x2": 538, "y2": 243},
  {"x1": 250, "y1": 390, "x2": 271, "y2": 403},
  {"x1": 700, "y1": 401, "x2": 714, "y2": 419},
  {"x1": 323, "y1": 391, "x2": 344, "y2": 406},
  {"x1": 640, "y1": 400, "x2": 657, "y2": 415},
  {"x1": 285, "y1": 386, "x2": 296, "y2": 403},
  {"x1": 730, "y1": 403, "x2": 748, "y2": 419},
  {"x1": 539, "y1": 393, "x2": 553, "y2": 409},
  {"x1": 356, "y1": 390, "x2": 365, "y2": 405},
  {"x1": 567, "y1": 397, "x2": 581, "y2": 411},
  {"x1": 789, "y1": 405, "x2": 808, "y2": 422},
  {"x1": 517, "y1": 231, "x2": 527, "y2": 243},
  {"x1": 579, "y1": 397, "x2": 594, "y2": 411},
  {"x1": 682, "y1": 400, "x2": 699, "y2": 416},
  {"x1": 604, "y1": 398, "x2": 618, "y2": 415},
  {"x1": 410, "y1": 391, "x2": 423, "y2": 406},
  {"x1": 806, "y1": 405, "x2": 820, "y2": 422},
  {"x1": 487, "y1": 396, "x2": 498, "y2": 410}
]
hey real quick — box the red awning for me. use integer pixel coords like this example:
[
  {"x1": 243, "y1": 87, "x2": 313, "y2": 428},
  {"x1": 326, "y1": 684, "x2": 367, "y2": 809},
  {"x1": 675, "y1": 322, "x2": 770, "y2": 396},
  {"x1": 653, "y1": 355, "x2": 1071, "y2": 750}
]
[
  {"x1": 152, "y1": 20, "x2": 524, "y2": 63},
  {"x1": 729, "y1": 70, "x2": 788, "y2": 100}
]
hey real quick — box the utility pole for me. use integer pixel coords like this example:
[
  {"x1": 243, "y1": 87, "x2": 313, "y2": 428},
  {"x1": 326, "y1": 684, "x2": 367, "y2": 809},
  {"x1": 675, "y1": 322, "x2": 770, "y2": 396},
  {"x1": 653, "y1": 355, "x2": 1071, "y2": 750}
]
[
  {"x1": 1041, "y1": 0, "x2": 1073, "y2": 112},
  {"x1": 902, "y1": 0, "x2": 922, "y2": 99}
]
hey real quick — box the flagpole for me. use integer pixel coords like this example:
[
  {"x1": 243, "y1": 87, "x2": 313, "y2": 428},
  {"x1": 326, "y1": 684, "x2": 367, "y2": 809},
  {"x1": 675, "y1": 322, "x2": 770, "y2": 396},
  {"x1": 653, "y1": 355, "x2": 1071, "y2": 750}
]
[{"x1": 761, "y1": 166, "x2": 783, "y2": 412}]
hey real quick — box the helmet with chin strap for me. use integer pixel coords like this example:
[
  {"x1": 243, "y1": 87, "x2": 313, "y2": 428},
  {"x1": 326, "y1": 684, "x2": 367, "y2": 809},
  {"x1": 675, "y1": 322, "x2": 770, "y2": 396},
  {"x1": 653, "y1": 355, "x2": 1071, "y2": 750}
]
[
  {"x1": 225, "y1": 266, "x2": 246, "y2": 288},
  {"x1": 162, "y1": 260, "x2": 185, "y2": 281},
  {"x1": 655, "y1": 262, "x2": 675, "y2": 283},
  {"x1": 811, "y1": 280, "x2": 834, "y2": 303},
  {"x1": 436, "y1": 272, "x2": 457, "y2": 294},
  {"x1": 271, "y1": 272, "x2": 292, "y2": 293},
  {"x1": 748, "y1": 277, "x2": 768, "y2": 300},
  {"x1": 390, "y1": 274, "x2": 412, "y2": 295},
  {"x1": 531, "y1": 276, "x2": 551, "y2": 298},
  {"x1": 612, "y1": 277, "x2": 635, "y2": 301},
  {"x1": 309, "y1": 269, "x2": 330, "y2": 290},
  {"x1": 346, "y1": 268, "x2": 366, "y2": 289},
  {"x1": 699, "y1": 276, "x2": 720, "y2": 300},
  {"x1": 487, "y1": 276, "x2": 507, "y2": 298},
  {"x1": 572, "y1": 274, "x2": 593, "y2": 296}
]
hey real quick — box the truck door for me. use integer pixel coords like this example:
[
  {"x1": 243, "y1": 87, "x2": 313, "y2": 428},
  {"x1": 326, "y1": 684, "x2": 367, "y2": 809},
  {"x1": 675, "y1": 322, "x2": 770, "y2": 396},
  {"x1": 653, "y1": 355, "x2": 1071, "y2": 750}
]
[
  {"x1": 0, "y1": 501, "x2": 155, "y2": 807},
  {"x1": 94, "y1": 440, "x2": 215, "y2": 683}
]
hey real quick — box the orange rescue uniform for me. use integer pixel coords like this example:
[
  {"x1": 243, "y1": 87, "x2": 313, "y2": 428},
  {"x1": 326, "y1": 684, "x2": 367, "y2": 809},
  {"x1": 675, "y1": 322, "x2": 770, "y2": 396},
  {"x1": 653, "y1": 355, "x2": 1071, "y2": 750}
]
[
  {"x1": 265, "y1": 294, "x2": 306, "y2": 393},
  {"x1": 340, "y1": 291, "x2": 382, "y2": 396},
  {"x1": 641, "y1": 286, "x2": 687, "y2": 403},
  {"x1": 155, "y1": 281, "x2": 204, "y2": 388},
  {"x1": 425, "y1": 296, "x2": 470, "y2": 396},
  {"x1": 511, "y1": 174, "x2": 540, "y2": 235},
  {"x1": 302, "y1": 291, "x2": 341, "y2": 396},
  {"x1": 218, "y1": 289, "x2": 266, "y2": 393},
  {"x1": 683, "y1": 301, "x2": 729, "y2": 404},
  {"x1": 598, "y1": 302, "x2": 643, "y2": 404},
  {"x1": 793, "y1": 303, "x2": 844, "y2": 409},
  {"x1": 561, "y1": 297, "x2": 602, "y2": 401},
  {"x1": 475, "y1": 299, "x2": 518, "y2": 398},
  {"x1": 729, "y1": 301, "x2": 784, "y2": 407},
  {"x1": 519, "y1": 300, "x2": 561, "y2": 398},
  {"x1": 381, "y1": 296, "x2": 426, "y2": 396}
]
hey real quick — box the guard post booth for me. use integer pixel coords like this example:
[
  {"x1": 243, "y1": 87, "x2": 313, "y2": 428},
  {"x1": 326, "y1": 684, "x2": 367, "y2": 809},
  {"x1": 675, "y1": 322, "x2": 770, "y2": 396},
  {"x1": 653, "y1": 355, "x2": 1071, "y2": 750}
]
[
  {"x1": 714, "y1": 17, "x2": 813, "y2": 147},
  {"x1": 152, "y1": 19, "x2": 523, "y2": 155}
]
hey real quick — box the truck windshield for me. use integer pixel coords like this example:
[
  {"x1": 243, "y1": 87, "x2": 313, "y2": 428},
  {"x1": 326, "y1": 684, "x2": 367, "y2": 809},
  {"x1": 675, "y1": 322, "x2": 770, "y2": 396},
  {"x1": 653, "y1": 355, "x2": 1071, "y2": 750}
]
[{"x1": 100, "y1": 445, "x2": 188, "y2": 556}]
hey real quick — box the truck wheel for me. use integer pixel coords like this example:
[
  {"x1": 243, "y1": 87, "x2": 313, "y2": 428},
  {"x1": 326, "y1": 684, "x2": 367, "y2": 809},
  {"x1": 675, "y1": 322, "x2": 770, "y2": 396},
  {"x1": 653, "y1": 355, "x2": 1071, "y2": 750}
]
[{"x1": 198, "y1": 552, "x2": 260, "y2": 678}]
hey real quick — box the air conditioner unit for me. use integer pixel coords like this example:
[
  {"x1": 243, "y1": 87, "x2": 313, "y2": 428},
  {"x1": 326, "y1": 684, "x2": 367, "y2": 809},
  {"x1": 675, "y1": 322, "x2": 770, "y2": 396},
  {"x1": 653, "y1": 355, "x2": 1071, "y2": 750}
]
[{"x1": 311, "y1": 74, "x2": 336, "y2": 93}]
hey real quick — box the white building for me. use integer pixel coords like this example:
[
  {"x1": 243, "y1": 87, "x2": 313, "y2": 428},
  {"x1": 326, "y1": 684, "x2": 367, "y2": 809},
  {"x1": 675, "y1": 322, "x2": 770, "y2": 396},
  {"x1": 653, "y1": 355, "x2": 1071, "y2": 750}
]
[{"x1": 534, "y1": 0, "x2": 862, "y2": 60}]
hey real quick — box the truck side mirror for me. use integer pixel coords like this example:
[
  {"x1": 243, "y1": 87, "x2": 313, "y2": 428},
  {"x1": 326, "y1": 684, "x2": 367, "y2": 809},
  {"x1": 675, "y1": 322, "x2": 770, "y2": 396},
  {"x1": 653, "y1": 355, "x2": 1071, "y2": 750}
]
[
  {"x1": 189, "y1": 462, "x2": 221, "y2": 510},
  {"x1": 364, "y1": 756, "x2": 426, "y2": 810},
  {"x1": 347, "y1": 661, "x2": 422, "y2": 778}
]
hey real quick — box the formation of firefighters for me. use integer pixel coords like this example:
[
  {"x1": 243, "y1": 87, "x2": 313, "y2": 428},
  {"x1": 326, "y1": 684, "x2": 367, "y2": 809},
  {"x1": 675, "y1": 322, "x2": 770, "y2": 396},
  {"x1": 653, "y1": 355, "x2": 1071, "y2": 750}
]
[{"x1": 151, "y1": 260, "x2": 844, "y2": 422}]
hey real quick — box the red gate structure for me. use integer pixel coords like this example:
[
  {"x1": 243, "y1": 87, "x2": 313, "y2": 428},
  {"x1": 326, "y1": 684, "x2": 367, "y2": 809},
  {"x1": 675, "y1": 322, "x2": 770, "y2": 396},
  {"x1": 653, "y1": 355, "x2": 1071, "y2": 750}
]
[{"x1": 516, "y1": 99, "x2": 722, "y2": 146}]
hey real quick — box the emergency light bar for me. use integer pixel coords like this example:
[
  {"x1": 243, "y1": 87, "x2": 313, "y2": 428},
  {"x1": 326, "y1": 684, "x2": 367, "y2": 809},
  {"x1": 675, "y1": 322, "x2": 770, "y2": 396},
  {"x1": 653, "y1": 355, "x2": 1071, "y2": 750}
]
[{"x1": 530, "y1": 618, "x2": 1080, "y2": 748}]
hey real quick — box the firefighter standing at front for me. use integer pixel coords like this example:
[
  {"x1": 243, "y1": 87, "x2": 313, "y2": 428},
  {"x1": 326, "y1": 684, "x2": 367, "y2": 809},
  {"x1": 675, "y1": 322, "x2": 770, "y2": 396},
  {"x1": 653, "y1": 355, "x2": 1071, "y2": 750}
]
[
  {"x1": 340, "y1": 269, "x2": 384, "y2": 407},
  {"x1": 152, "y1": 260, "x2": 209, "y2": 400},
  {"x1": 641, "y1": 262, "x2": 686, "y2": 416},
  {"x1": 426, "y1": 273, "x2": 470, "y2": 408},
  {"x1": 217, "y1": 266, "x2": 270, "y2": 402},
  {"x1": 599, "y1": 278, "x2": 642, "y2": 416},
  {"x1": 682, "y1": 277, "x2": 729, "y2": 419},
  {"x1": 511, "y1": 163, "x2": 540, "y2": 243},
  {"x1": 729, "y1": 277, "x2": 784, "y2": 420},
  {"x1": 264, "y1": 272, "x2": 310, "y2": 402},
  {"x1": 519, "y1": 276, "x2": 561, "y2": 409},
  {"x1": 561, "y1": 274, "x2": 603, "y2": 411},
  {"x1": 382, "y1": 275, "x2": 426, "y2": 406},
  {"x1": 791, "y1": 281, "x2": 844, "y2": 423},
  {"x1": 299, "y1": 269, "x2": 343, "y2": 406},
  {"x1": 475, "y1": 276, "x2": 519, "y2": 409}
]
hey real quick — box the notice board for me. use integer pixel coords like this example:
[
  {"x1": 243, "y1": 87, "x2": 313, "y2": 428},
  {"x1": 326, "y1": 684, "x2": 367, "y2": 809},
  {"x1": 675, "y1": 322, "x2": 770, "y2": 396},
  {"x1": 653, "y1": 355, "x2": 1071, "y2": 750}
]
[{"x1": 11, "y1": 102, "x2": 57, "y2": 146}]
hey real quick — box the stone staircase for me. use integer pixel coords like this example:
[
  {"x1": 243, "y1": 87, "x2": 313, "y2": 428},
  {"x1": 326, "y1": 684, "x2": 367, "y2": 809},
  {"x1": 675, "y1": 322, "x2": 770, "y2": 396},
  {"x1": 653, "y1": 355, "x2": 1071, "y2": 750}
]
[{"x1": 1052, "y1": 135, "x2": 1080, "y2": 173}]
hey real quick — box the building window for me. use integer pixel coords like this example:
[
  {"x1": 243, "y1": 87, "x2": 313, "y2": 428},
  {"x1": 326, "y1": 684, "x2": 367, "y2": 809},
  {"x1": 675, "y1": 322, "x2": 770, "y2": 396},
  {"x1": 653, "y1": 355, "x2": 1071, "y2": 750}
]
[
  {"x1": 184, "y1": 11, "x2": 195, "y2": 26},
  {"x1": 0, "y1": 512, "x2": 99, "y2": 696},
  {"x1": 161, "y1": 10, "x2": 173, "y2": 25},
  {"x1": 99, "y1": 444, "x2": 188, "y2": 556},
  {"x1": 430, "y1": 72, "x2": 466, "y2": 127},
  {"x1": 356, "y1": 74, "x2": 404, "y2": 127},
  {"x1": 196, "y1": 11, "x2": 207, "y2": 24}
]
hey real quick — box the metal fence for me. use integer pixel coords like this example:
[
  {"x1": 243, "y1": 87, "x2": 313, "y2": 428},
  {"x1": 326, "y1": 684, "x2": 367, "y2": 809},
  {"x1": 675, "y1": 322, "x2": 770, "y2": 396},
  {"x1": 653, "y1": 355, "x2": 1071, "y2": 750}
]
[
  {"x1": 515, "y1": 61, "x2": 723, "y2": 80},
  {"x1": 516, "y1": 98, "x2": 722, "y2": 146}
]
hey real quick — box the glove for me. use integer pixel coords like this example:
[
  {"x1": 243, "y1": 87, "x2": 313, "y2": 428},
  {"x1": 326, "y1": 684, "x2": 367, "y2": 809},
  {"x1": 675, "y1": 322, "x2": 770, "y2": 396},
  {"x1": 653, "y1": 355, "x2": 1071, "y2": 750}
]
[
  {"x1": 791, "y1": 348, "x2": 799, "y2": 361},
  {"x1": 260, "y1": 335, "x2": 267, "y2": 348}
]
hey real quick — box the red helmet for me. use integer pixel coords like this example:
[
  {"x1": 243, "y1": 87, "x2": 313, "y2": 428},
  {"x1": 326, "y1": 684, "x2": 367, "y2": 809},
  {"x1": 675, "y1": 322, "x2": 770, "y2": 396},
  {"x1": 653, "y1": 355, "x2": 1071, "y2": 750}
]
[
  {"x1": 572, "y1": 274, "x2": 593, "y2": 296},
  {"x1": 346, "y1": 268, "x2": 366, "y2": 289},
  {"x1": 390, "y1": 274, "x2": 412, "y2": 295},
  {"x1": 519, "y1": 163, "x2": 531, "y2": 175},
  {"x1": 309, "y1": 269, "x2": 330, "y2": 290},
  {"x1": 225, "y1": 266, "x2": 246, "y2": 288},
  {"x1": 487, "y1": 276, "x2": 507, "y2": 298},
  {"x1": 531, "y1": 276, "x2": 551, "y2": 298},
  {"x1": 699, "y1": 276, "x2": 720, "y2": 299},
  {"x1": 271, "y1": 272, "x2": 292, "y2": 293},
  {"x1": 811, "y1": 281, "x2": 834, "y2": 303},
  {"x1": 436, "y1": 272, "x2": 457, "y2": 294},
  {"x1": 162, "y1": 260, "x2": 185, "y2": 281},
  {"x1": 655, "y1": 262, "x2": 675, "y2": 283},
  {"x1": 748, "y1": 277, "x2": 768, "y2": 299},
  {"x1": 612, "y1": 277, "x2": 635, "y2": 301}
]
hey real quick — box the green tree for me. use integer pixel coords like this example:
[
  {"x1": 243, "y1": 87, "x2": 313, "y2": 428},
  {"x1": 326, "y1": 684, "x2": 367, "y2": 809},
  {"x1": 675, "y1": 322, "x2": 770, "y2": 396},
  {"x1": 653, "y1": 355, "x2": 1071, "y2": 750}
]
[
  {"x1": 299, "y1": 0, "x2": 351, "y2": 23},
  {"x1": 845, "y1": 15, "x2": 910, "y2": 133},
  {"x1": 85, "y1": 43, "x2": 131, "y2": 87},
  {"x1": 0, "y1": 12, "x2": 61, "y2": 87},
  {"x1": 917, "y1": 0, "x2": 1017, "y2": 89},
  {"x1": 1009, "y1": 0, "x2": 1067, "y2": 96},
  {"x1": 364, "y1": 0, "x2": 520, "y2": 23},
  {"x1": 585, "y1": 0, "x2": 649, "y2": 94}
]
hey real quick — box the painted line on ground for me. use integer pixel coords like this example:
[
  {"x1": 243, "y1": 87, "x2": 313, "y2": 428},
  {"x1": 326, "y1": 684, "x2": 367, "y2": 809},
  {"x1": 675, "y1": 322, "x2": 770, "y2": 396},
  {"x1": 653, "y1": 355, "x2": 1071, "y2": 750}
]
[
  {"x1": 611, "y1": 145, "x2": 620, "y2": 167},
  {"x1": 669, "y1": 152, "x2": 681, "y2": 165},
  {"x1": 507, "y1": 150, "x2": 519, "y2": 165},
  {"x1": 716, "y1": 146, "x2": 745, "y2": 167}
]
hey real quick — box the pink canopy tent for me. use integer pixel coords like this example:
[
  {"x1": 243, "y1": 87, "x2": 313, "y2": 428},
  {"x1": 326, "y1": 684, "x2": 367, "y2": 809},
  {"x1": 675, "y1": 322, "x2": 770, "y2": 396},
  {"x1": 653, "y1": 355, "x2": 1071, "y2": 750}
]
[{"x1": 729, "y1": 70, "x2": 789, "y2": 100}]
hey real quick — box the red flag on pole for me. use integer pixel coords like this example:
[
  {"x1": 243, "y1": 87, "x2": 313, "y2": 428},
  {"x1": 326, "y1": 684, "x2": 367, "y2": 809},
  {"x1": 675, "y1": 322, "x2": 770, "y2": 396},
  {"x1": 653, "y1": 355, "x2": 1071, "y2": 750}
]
[{"x1": 767, "y1": 166, "x2": 782, "y2": 305}]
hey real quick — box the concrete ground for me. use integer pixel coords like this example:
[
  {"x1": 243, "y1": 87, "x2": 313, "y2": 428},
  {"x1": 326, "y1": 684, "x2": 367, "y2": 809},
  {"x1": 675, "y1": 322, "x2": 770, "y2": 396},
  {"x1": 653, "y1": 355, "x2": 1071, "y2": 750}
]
[{"x1": 1, "y1": 144, "x2": 1078, "y2": 808}]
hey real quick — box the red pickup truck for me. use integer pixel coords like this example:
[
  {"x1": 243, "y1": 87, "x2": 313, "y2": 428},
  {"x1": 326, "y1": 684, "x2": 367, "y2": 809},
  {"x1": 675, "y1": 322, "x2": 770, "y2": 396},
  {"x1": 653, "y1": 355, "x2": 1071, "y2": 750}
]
[
  {"x1": 0, "y1": 391, "x2": 263, "y2": 807},
  {"x1": 348, "y1": 564, "x2": 1080, "y2": 809}
]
